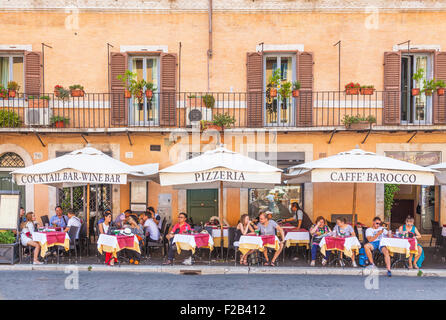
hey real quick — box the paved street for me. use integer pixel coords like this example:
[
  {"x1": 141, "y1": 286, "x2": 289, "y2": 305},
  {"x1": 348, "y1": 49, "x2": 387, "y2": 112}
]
[{"x1": 0, "y1": 270, "x2": 445, "y2": 300}]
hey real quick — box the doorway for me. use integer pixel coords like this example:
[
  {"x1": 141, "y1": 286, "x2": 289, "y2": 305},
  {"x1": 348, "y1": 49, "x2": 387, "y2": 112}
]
[
  {"x1": 401, "y1": 53, "x2": 433, "y2": 124},
  {"x1": 186, "y1": 189, "x2": 218, "y2": 226}
]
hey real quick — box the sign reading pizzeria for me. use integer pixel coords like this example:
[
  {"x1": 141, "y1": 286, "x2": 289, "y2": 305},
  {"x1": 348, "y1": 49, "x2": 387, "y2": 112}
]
[{"x1": 194, "y1": 170, "x2": 246, "y2": 182}]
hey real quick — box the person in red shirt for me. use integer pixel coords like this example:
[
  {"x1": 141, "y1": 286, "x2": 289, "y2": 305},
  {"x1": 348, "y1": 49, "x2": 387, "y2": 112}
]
[{"x1": 163, "y1": 212, "x2": 191, "y2": 265}]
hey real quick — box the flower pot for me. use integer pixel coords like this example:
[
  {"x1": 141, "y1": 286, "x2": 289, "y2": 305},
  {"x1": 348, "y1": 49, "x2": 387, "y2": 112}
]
[
  {"x1": 269, "y1": 88, "x2": 277, "y2": 97},
  {"x1": 70, "y1": 89, "x2": 84, "y2": 97},
  {"x1": 125, "y1": 90, "x2": 132, "y2": 98},
  {"x1": 8, "y1": 90, "x2": 16, "y2": 98},
  {"x1": 425, "y1": 90, "x2": 433, "y2": 96},
  {"x1": 28, "y1": 99, "x2": 49, "y2": 108},
  {"x1": 135, "y1": 90, "x2": 143, "y2": 100},
  {"x1": 205, "y1": 124, "x2": 223, "y2": 131},
  {"x1": 437, "y1": 88, "x2": 445, "y2": 96},
  {"x1": 0, "y1": 242, "x2": 19, "y2": 264},
  {"x1": 345, "y1": 88, "x2": 360, "y2": 95},
  {"x1": 0, "y1": 93, "x2": 8, "y2": 99},
  {"x1": 346, "y1": 121, "x2": 372, "y2": 130},
  {"x1": 54, "y1": 90, "x2": 61, "y2": 98},
  {"x1": 412, "y1": 88, "x2": 420, "y2": 96},
  {"x1": 292, "y1": 90, "x2": 300, "y2": 97},
  {"x1": 145, "y1": 90, "x2": 153, "y2": 99},
  {"x1": 360, "y1": 88, "x2": 375, "y2": 95},
  {"x1": 54, "y1": 121, "x2": 65, "y2": 128}
]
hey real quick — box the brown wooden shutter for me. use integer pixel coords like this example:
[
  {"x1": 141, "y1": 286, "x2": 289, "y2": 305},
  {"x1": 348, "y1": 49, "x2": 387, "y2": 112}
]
[
  {"x1": 24, "y1": 51, "x2": 42, "y2": 96},
  {"x1": 296, "y1": 51, "x2": 314, "y2": 127},
  {"x1": 433, "y1": 51, "x2": 446, "y2": 124},
  {"x1": 383, "y1": 51, "x2": 401, "y2": 125},
  {"x1": 160, "y1": 53, "x2": 177, "y2": 126},
  {"x1": 110, "y1": 52, "x2": 128, "y2": 125},
  {"x1": 246, "y1": 52, "x2": 263, "y2": 127}
]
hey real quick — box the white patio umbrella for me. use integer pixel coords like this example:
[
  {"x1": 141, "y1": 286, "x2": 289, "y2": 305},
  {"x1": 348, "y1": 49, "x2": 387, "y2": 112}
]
[
  {"x1": 159, "y1": 145, "x2": 282, "y2": 256},
  {"x1": 428, "y1": 162, "x2": 446, "y2": 185},
  {"x1": 284, "y1": 148, "x2": 438, "y2": 224},
  {"x1": 11, "y1": 146, "x2": 159, "y2": 235}
]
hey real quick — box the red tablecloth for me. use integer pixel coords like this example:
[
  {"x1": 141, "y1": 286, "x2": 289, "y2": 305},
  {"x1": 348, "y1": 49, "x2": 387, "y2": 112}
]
[
  {"x1": 282, "y1": 227, "x2": 307, "y2": 235},
  {"x1": 44, "y1": 231, "x2": 67, "y2": 245},
  {"x1": 245, "y1": 234, "x2": 276, "y2": 246},
  {"x1": 193, "y1": 233, "x2": 210, "y2": 248},
  {"x1": 116, "y1": 235, "x2": 135, "y2": 248},
  {"x1": 324, "y1": 237, "x2": 346, "y2": 251},
  {"x1": 405, "y1": 238, "x2": 416, "y2": 251}
]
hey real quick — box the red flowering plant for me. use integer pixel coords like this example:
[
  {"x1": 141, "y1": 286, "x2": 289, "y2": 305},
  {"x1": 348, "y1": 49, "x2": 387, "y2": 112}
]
[
  {"x1": 345, "y1": 82, "x2": 361, "y2": 89},
  {"x1": 54, "y1": 85, "x2": 70, "y2": 99}
]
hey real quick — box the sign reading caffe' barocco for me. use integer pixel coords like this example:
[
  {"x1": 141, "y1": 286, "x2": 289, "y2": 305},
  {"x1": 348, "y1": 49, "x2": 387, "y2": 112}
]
[
  {"x1": 14, "y1": 170, "x2": 127, "y2": 185},
  {"x1": 311, "y1": 169, "x2": 435, "y2": 185}
]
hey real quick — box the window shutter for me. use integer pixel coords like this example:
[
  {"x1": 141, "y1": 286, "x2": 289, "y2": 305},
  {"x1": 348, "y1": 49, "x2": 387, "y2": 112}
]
[
  {"x1": 383, "y1": 51, "x2": 401, "y2": 125},
  {"x1": 110, "y1": 52, "x2": 128, "y2": 125},
  {"x1": 160, "y1": 53, "x2": 177, "y2": 126},
  {"x1": 296, "y1": 51, "x2": 314, "y2": 127},
  {"x1": 433, "y1": 51, "x2": 446, "y2": 124},
  {"x1": 246, "y1": 52, "x2": 263, "y2": 127},
  {"x1": 24, "y1": 51, "x2": 42, "y2": 96}
]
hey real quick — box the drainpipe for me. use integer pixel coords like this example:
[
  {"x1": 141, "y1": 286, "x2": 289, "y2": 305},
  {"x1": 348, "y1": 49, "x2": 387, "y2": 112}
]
[{"x1": 207, "y1": 0, "x2": 213, "y2": 92}]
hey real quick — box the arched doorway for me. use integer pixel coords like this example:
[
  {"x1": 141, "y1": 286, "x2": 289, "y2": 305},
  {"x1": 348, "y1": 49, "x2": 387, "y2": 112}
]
[{"x1": 0, "y1": 152, "x2": 26, "y2": 208}]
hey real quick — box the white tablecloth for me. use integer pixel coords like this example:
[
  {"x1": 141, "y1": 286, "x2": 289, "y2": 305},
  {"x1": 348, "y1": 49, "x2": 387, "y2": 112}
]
[
  {"x1": 379, "y1": 237, "x2": 411, "y2": 250},
  {"x1": 284, "y1": 231, "x2": 310, "y2": 242},
  {"x1": 96, "y1": 234, "x2": 140, "y2": 257},
  {"x1": 211, "y1": 228, "x2": 229, "y2": 238},
  {"x1": 238, "y1": 235, "x2": 265, "y2": 247},
  {"x1": 32, "y1": 232, "x2": 70, "y2": 245},
  {"x1": 97, "y1": 234, "x2": 119, "y2": 248},
  {"x1": 319, "y1": 236, "x2": 361, "y2": 258},
  {"x1": 173, "y1": 234, "x2": 214, "y2": 254},
  {"x1": 442, "y1": 227, "x2": 446, "y2": 237}
]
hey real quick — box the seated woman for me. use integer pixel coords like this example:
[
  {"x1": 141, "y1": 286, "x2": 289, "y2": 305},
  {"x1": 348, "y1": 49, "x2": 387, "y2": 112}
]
[
  {"x1": 309, "y1": 216, "x2": 332, "y2": 267},
  {"x1": 98, "y1": 211, "x2": 116, "y2": 266},
  {"x1": 398, "y1": 216, "x2": 424, "y2": 269},
  {"x1": 333, "y1": 217, "x2": 358, "y2": 267},
  {"x1": 236, "y1": 214, "x2": 256, "y2": 265},
  {"x1": 20, "y1": 212, "x2": 42, "y2": 265}
]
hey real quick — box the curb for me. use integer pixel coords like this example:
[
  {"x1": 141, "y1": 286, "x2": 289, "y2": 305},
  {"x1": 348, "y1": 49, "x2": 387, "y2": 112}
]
[{"x1": 0, "y1": 264, "x2": 445, "y2": 277}]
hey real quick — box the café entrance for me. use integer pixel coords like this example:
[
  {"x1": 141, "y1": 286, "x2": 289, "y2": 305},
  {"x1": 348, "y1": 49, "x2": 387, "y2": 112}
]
[{"x1": 186, "y1": 189, "x2": 218, "y2": 225}]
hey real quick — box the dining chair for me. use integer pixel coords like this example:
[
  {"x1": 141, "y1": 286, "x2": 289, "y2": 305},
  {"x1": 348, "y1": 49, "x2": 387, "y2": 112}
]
[{"x1": 67, "y1": 226, "x2": 80, "y2": 264}]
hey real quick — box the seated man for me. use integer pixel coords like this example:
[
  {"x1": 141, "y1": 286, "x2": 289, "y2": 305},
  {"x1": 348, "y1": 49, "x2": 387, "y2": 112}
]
[
  {"x1": 364, "y1": 216, "x2": 392, "y2": 277},
  {"x1": 147, "y1": 206, "x2": 161, "y2": 229},
  {"x1": 64, "y1": 209, "x2": 82, "y2": 239},
  {"x1": 50, "y1": 206, "x2": 68, "y2": 228},
  {"x1": 114, "y1": 209, "x2": 132, "y2": 229},
  {"x1": 163, "y1": 212, "x2": 192, "y2": 265},
  {"x1": 142, "y1": 211, "x2": 160, "y2": 242},
  {"x1": 257, "y1": 212, "x2": 284, "y2": 267}
]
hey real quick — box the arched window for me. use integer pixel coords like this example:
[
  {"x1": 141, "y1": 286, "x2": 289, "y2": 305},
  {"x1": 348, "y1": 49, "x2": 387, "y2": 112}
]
[{"x1": 0, "y1": 152, "x2": 25, "y2": 168}]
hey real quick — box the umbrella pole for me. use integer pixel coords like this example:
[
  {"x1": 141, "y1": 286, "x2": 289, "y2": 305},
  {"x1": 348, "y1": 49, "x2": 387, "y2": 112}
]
[
  {"x1": 87, "y1": 183, "x2": 90, "y2": 239},
  {"x1": 219, "y1": 181, "x2": 224, "y2": 259},
  {"x1": 352, "y1": 182, "x2": 357, "y2": 226}
]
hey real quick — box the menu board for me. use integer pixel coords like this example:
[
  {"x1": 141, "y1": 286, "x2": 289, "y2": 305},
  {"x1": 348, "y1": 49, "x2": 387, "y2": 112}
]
[{"x1": 0, "y1": 194, "x2": 20, "y2": 229}]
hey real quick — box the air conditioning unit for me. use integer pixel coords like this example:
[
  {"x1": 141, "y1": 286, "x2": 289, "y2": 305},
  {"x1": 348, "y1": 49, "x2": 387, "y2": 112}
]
[
  {"x1": 186, "y1": 107, "x2": 213, "y2": 127},
  {"x1": 24, "y1": 108, "x2": 52, "y2": 126}
]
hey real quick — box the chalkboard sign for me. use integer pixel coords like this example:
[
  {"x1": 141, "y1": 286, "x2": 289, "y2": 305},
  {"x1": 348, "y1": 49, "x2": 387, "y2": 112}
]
[{"x1": 188, "y1": 109, "x2": 202, "y2": 122}]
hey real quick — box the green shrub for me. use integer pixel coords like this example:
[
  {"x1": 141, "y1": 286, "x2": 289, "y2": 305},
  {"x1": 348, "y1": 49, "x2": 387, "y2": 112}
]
[
  {"x1": 0, "y1": 230, "x2": 16, "y2": 244},
  {"x1": 0, "y1": 110, "x2": 21, "y2": 127}
]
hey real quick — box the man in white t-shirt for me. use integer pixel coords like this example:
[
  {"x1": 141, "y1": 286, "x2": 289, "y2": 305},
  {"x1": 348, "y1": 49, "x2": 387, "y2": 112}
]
[
  {"x1": 364, "y1": 216, "x2": 392, "y2": 277},
  {"x1": 64, "y1": 209, "x2": 82, "y2": 239},
  {"x1": 142, "y1": 211, "x2": 160, "y2": 241},
  {"x1": 147, "y1": 207, "x2": 162, "y2": 229}
]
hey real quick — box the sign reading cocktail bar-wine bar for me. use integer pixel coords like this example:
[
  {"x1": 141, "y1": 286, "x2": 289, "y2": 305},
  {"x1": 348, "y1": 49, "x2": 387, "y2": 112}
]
[{"x1": 15, "y1": 170, "x2": 126, "y2": 185}]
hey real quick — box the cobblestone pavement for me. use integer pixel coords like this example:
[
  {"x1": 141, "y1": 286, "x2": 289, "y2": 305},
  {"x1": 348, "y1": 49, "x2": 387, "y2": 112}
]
[{"x1": 1, "y1": 270, "x2": 446, "y2": 300}]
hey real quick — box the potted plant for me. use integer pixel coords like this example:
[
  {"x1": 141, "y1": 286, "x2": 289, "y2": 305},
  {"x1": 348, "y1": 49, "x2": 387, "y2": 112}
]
[
  {"x1": 345, "y1": 82, "x2": 360, "y2": 95},
  {"x1": 7, "y1": 81, "x2": 20, "y2": 98},
  {"x1": 292, "y1": 81, "x2": 301, "y2": 97},
  {"x1": 145, "y1": 81, "x2": 157, "y2": 99},
  {"x1": 54, "y1": 85, "x2": 70, "y2": 100},
  {"x1": 360, "y1": 85, "x2": 375, "y2": 95},
  {"x1": 117, "y1": 70, "x2": 134, "y2": 98},
  {"x1": 279, "y1": 80, "x2": 291, "y2": 113},
  {"x1": 0, "y1": 110, "x2": 21, "y2": 127},
  {"x1": 384, "y1": 184, "x2": 400, "y2": 223},
  {"x1": 130, "y1": 79, "x2": 146, "y2": 110},
  {"x1": 28, "y1": 95, "x2": 50, "y2": 108},
  {"x1": 436, "y1": 80, "x2": 446, "y2": 96},
  {"x1": 421, "y1": 79, "x2": 436, "y2": 96},
  {"x1": 0, "y1": 85, "x2": 8, "y2": 99},
  {"x1": 267, "y1": 69, "x2": 281, "y2": 98},
  {"x1": 202, "y1": 94, "x2": 215, "y2": 109},
  {"x1": 208, "y1": 113, "x2": 236, "y2": 131},
  {"x1": 0, "y1": 230, "x2": 19, "y2": 264},
  {"x1": 412, "y1": 68, "x2": 424, "y2": 96},
  {"x1": 50, "y1": 115, "x2": 70, "y2": 128},
  {"x1": 342, "y1": 114, "x2": 376, "y2": 130},
  {"x1": 69, "y1": 84, "x2": 85, "y2": 97}
]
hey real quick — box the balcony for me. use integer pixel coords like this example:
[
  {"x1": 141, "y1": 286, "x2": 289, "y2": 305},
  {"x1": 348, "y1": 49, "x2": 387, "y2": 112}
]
[{"x1": 0, "y1": 91, "x2": 444, "y2": 131}]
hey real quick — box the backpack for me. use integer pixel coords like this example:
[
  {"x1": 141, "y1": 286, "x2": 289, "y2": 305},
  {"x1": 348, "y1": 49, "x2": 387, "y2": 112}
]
[{"x1": 358, "y1": 248, "x2": 369, "y2": 266}]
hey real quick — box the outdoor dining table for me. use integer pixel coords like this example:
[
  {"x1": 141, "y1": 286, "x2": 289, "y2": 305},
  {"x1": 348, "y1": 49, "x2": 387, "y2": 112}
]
[
  {"x1": 238, "y1": 234, "x2": 280, "y2": 255},
  {"x1": 283, "y1": 228, "x2": 310, "y2": 249},
  {"x1": 319, "y1": 236, "x2": 361, "y2": 258},
  {"x1": 210, "y1": 226, "x2": 229, "y2": 248},
  {"x1": 97, "y1": 233, "x2": 141, "y2": 259},
  {"x1": 32, "y1": 229, "x2": 70, "y2": 260},
  {"x1": 379, "y1": 236, "x2": 418, "y2": 258},
  {"x1": 173, "y1": 233, "x2": 214, "y2": 254}
]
